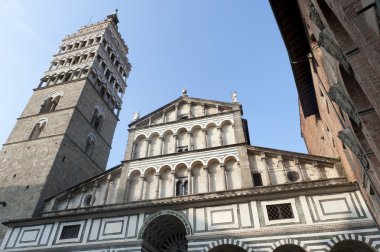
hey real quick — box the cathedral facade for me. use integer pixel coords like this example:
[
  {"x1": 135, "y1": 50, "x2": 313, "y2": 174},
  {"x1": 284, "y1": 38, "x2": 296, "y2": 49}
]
[{"x1": 1, "y1": 9, "x2": 380, "y2": 252}]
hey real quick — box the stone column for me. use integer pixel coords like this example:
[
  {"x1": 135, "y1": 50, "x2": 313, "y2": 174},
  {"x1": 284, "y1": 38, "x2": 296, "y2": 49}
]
[
  {"x1": 162, "y1": 110, "x2": 166, "y2": 123},
  {"x1": 171, "y1": 171, "x2": 176, "y2": 196},
  {"x1": 155, "y1": 173, "x2": 161, "y2": 199},
  {"x1": 217, "y1": 127, "x2": 223, "y2": 146},
  {"x1": 103, "y1": 174, "x2": 112, "y2": 204},
  {"x1": 145, "y1": 139, "x2": 151, "y2": 158},
  {"x1": 188, "y1": 102, "x2": 192, "y2": 118},
  {"x1": 277, "y1": 155, "x2": 287, "y2": 183},
  {"x1": 65, "y1": 192, "x2": 73, "y2": 209},
  {"x1": 174, "y1": 104, "x2": 178, "y2": 121},
  {"x1": 220, "y1": 164, "x2": 227, "y2": 190},
  {"x1": 139, "y1": 176, "x2": 146, "y2": 200},
  {"x1": 202, "y1": 104, "x2": 206, "y2": 116},
  {"x1": 204, "y1": 167, "x2": 210, "y2": 193},
  {"x1": 173, "y1": 134, "x2": 178, "y2": 153},
  {"x1": 294, "y1": 158, "x2": 305, "y2": 181},
  {"x1": 159, "y1": 136, "x2": 164, "y2": 155},
  {"x1": 131, "y1": 141, "x2": 137, "y2": 159},
  {"x1": 124, "y1": 178, "x2": 131, "y2": 202},
  {"x1": 79, "y1": 186, "x2": 88, "y2": 207},
  {"x1": 314, "y1": 162, "x2": 324, "y2": 179},
  {"x1": 202, "y1": 129, "x2": 208, "y2": 148},
  {"x1": 187, "y1": 168, "x2": 192, "y2": 194},
  {"x1": 187, "y1": 132, "x2": 193, "y2": 150},
  {"x1": 261, "y1": 152, "x2": 271, "y2": 186},
  {"x1": 90, "y1": 181, "x2": 99, "y2": 206}
]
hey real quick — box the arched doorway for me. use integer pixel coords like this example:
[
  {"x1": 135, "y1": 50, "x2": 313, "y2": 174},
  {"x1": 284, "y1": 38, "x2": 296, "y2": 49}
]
[
  {"x1": 273, "y1": 244, "x2": 305, "y2": 252},
  {"x1": 138, "y1": 210, "x2": 191, "y2": 252},
  {"x1": 209, "y1": 244, "x2": 247, "y2": 252},
  {"x1": 330, "y1": 240, "x2": 376, "y2": 252}
]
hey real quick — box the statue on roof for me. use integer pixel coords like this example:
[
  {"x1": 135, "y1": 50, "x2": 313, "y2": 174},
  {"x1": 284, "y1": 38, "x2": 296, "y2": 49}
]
[
  {"x1": 132, "y1": 111, "x2": 140, "y2": 121},
  {"x1": 182, "y1": 87, "x2": 188, "y2": 97},
  {"x1": 231, "y1": 91, "x2": 238, "y2": 103}
]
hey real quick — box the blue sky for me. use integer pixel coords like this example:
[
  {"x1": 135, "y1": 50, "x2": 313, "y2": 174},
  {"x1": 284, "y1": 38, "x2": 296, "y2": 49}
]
[{"x1": 0, "y1": 0, "x2": 307, "y2": 168}]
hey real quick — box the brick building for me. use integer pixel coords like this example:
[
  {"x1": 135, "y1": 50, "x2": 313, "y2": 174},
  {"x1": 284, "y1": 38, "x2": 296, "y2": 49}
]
[{"x1": 270, "y1": 0, "x2": 380, "y2": 223}]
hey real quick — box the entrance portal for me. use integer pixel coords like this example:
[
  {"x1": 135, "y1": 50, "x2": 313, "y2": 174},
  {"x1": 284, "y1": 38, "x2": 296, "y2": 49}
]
[
  {"x1": 330, "y1": 240, "x2": 376, "y2": 252},
  {"x1": 140, "y1": 213, "x2": 189, "y2": 252},
  {"x1": 209, "y1": 244, "x2": 247, "y2": 252},
  {"x1": 273, "y1": 244, "x2": 305, "y2": 252}
]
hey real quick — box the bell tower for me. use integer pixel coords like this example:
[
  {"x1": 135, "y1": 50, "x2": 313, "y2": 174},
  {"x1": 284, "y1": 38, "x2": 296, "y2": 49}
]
[{"x1": 0, "y1": 11, "x2": 131, "y2": 240}]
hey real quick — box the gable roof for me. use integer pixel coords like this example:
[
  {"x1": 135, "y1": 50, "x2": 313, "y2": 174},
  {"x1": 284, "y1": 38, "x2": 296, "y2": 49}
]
[{"x1": 128, "y1": 95, "x2": 237, "y2": 127}]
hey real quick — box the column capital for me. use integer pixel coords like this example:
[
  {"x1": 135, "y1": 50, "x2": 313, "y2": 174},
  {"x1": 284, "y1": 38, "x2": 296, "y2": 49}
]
[
  {"x1": 155, "y1": 172, "x2": 161, "y2": 177},
  {"x1": 81, "y1": 186, "x2": 88, "y2": 192},
  {"x1": 159, "y1": 136, "x2": 164, "y2": 140},
  {"x1": 145, "y1": 139, "x2": 151, "y2": 143}
]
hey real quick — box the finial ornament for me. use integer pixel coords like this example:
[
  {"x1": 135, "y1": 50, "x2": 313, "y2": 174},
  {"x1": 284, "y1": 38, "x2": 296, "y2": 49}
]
[
  {"x1": 114, "y1": 9, "x2": 118, "y2": 15},
  {"x1": 132, "y1": 111, "x2": 140, "y2": 121},
  {"x1": 182, "y1": 87, "x2": 188, "y2": 97},
  {"x1": 231, "y1": 91, "x2": 238, "y2": 103}
]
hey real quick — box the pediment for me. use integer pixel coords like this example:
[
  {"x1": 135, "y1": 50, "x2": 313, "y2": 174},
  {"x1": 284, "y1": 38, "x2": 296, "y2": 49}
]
[{"x1": 129, "y1": 96, "x2": 237, "y2": 128}]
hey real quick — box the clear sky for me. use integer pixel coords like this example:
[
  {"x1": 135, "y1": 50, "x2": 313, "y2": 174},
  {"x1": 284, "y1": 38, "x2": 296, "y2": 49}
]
[{"x1": 0, "y1": 0, "x2": 307, "y2": 169}]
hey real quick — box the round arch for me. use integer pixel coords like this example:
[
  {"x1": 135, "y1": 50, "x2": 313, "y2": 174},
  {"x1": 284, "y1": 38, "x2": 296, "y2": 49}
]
[
  {"x1": 202, "y1": 238, "x2": 253, "y2": 252},
  {"x1": 127, "y1": 169, "x2": 142, "y2": 178},
  {"x1": 328, "y1": 234, "x2": 377, "y2": 252},
  {"x1": 222, "y1": 155, "x2": 240, "y2": 164},
  {"x1": 138, "y1": 210, "x2": 191, "y2": 238},
  {"x1": 137, "y1": 210, "x2": 192, "y2": 249},
  {"x1": 271, "y1": 239, "x2": 306, "y2": 252},
  {"x1": 190, "y1": 124, "x2": 203, "y2": 133},
  {"x1": 219, "y1": 119, "x2": 234, "y2": 127}
]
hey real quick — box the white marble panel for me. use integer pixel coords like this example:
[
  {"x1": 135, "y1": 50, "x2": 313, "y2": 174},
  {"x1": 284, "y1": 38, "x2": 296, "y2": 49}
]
[
  {"x1": 40, "y1": 224, "x2": 53, "y2": 245},
  {"x1": 239, "y1": 203, "x2": 252, "y2": 227},
  {"x1": 88, "y1": 219, "x2": 101, "y2": 241},
  {"x1": 127, "y1": 215, "x2": 138, "y2": 238},
  {"x1": 195, "y1": 208, "x2": 206, "y2": 232},
  {"x1": 312, "y1": 193, "x2": 358, "y2": 221},
  {"x1": 206, "y1": 205, "x2": 239, "y2": 230},
  {"x1": 99, "y1": 216, "x2": 128, "y2": 240}
]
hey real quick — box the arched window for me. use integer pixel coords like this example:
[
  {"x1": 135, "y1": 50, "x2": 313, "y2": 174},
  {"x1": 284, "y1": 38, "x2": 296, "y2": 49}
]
[
  {"x1": 29, "y1": 118, "x2": 47, "y2": 140},
  {"x1": 175, "y1": 164, "x2": 188, "y2": 196},
  {"x1": 84, "y1": 133, "x2": 96, "y2": 156},
  {"x1": 40, "y1": 93, "x2": 62, "y2": 114},
  {"x1": 175, "y1": 179, "x2": 188, "y2": 196},
  {"x1": 90, "y1": 105, "x2": 105, "y2": 131}
]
